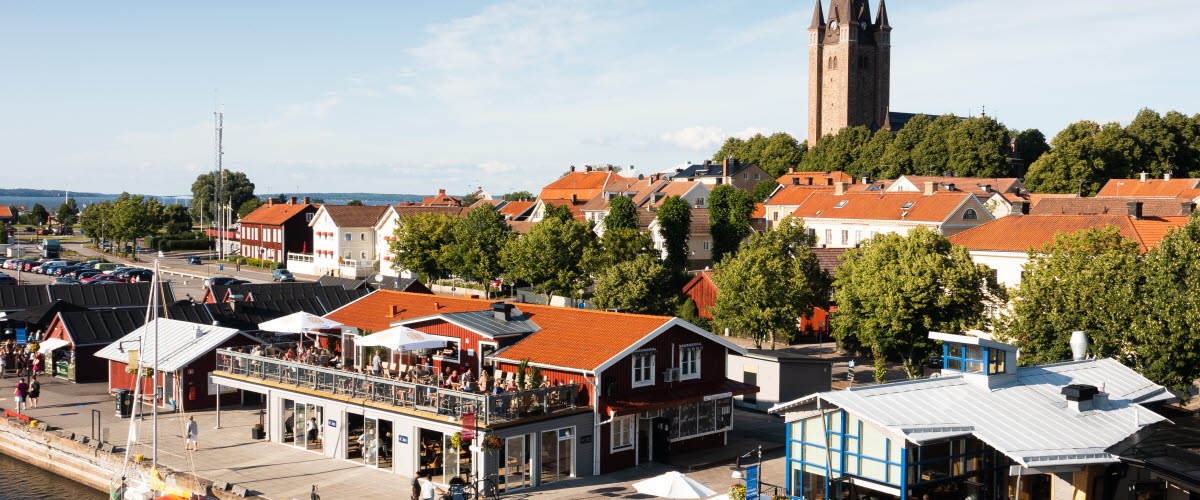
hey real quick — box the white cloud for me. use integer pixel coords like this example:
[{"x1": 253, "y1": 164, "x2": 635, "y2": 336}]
[
  {"x1": 478, "y1": 160, "x2": 516, "y2": 174},
  {"x1": 283, "y1": 95, "x2": 344, "y2": 118},
  {"x1": 659, "y1": 126, "x2": 772, "y2": 151}
]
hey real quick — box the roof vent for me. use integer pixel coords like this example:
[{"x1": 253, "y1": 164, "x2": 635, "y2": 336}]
[
  {"x1": 1062, "y1": 384, "x2": 1099, "y2": 413},
  {"x1": 194, "y1": 325, "x2": 204, "y2": 340},
  {"x1": 491, "y1": 302, "x2": 514, "y2": 321}
]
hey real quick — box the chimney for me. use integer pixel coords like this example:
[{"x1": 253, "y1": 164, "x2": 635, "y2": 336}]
[
  {"x1": 1164, "y1": 169, "x2": 1174, "y2": 181},
  {"x1": 303, "y1": 196, "x2": 311, "y2": 204},
  {"x1": 861, "y1": 172, "x2": 871, "y2": 184},
  {"x1": 1062, "y1": 384, "x2": 1099, "y2": 413},
  {"x1": 1070, "y1": 330, "x2": 1088, "y2": 361},
  {"x1": 571, "y1": 193, "x2": 578, "y2": 204},
  {"x1": 267, "y1": 199, "x2": 274, "y2": 206},
  {"x1": 923, "y1": 182, "x2": 938, "y2": 196},
  {"x1": 606, "y1": 165, "x2": 612, "y2": 172},
  {"x1": 1140, "y1": 172, "x2": 1149, "y2": 182},
  {"x1": 1126, "y1": 200, "x2": 1143, "y2": 219},
  {"x1": 834, "y1": 182, "x2": 849, "y2": 196},
  {"x1": 1010, "y1": 200, "x2": 1028, "y2": 216},
  {"x1": 569, "y1": 165, "x2": 576, "y2": 172},
  {"x1": 388, "y1": 304, "x2": 400, "y2": 317},
  {"x1": 789, "y1": 167, "x2": 795, "y2": 174},
  {"x1": 981, "y1": 184, "x2": 992, "y2": 194},
  {"x1": 805, "y1": 177, "x2": 814, "y2": 185},
  {"x1": 1182, "y1": 201, "x2": 1195, "y2": 216},
  {"x1": 491, "y1": 302, "x2": 514, "y2": 321},
  {"x1": 722, "y1": 158, "x2": 730, "y2": 179},
  {"x1": 434, "y1": 302, "x2": 441, "y2": 310},
  {"x1": 792, "y1": 177, "x2": 800, "y2": 186},
  {"x1": 289, "y1": 196, "x2": 297, "y2": 205},
  {"x1": 438, "y1": 189, "x2": 446, "y2": 195},
  {"x1": 944, "y1": 183, "x2": 956, "y2": 191}
]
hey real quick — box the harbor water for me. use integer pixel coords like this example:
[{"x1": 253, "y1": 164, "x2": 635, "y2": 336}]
[{"x1": 0, "y1": 450, "x2": 105, "y2": 499}]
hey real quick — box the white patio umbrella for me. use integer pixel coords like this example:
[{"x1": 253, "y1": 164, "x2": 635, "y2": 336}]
[
  {"x1": 632, "y1": 471, "x2": 717, "y2": 499},
  {"x1": 257, "y1": 311, "x2": 344, "y2": 333},
  {"x1": 355, "y1": 325, "x2": 446, "y2": 351}
]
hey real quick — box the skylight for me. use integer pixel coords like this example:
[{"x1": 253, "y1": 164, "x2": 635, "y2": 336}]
[
  {"x1": 835, "y1": 200, "x2": 848, "y2": 208},
  {"x1": 901, "y1": 201, "x2": 915, "y2": 209}
]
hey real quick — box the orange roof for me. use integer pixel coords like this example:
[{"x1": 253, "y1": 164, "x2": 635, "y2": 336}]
[
  {"x1": 468, "y1": 199, "x2": 504, "y2": 210},
  {"x1": 1177, "y1": 188, "x2": 1200, "y2": 201},
  {"x1": 647, "y1": 181, "x2": 700, "y2": 208},
  {"x1": 777, "y1": 171, "x2": 854, "y2": 185},
  {"x1": 0, "y1": 206, "x2": 12, "y2": 218},
  {"x1": 1030, "y1": 197, "x2": 1191, "y2": 217},
  {"x1": 239, "y1": 202, "x2": 315, "y2": 225},
  {"x1": 1096, "y1": 178, "x2": 1200, "y2": 198},
  {"x1": 325, "y1": 290, "x2": 674, "y2": 371},
  {"x1": 498, "y1": 201, "x2": 534, "y2": 219},
  {"x1": 764, "y1": 185, "x2": 833, "y2": 206},
  {"x1": 792, "y1": 192, "x2": 974, "y2": 222},
  {"x1": 320, "y1": 205, "x2": 391, "y2": 227},
  {"x1": 508, "y1": 220, "x2": 536, "y2": 234},
  {"x1": 947, "y1": 214, "x2": 1189, "y2": 253},
  {"x1": 750, "y1": 203, "x2": 766, "y2": 219},
  {"x1": 896, "y1": 176, "x2": 1023, "y2": 197},
  {"x1": 422, "y1": 189, "x2": 461, "y2": 207},
  {"x1": 538, "y1": 170, "x2": 626, "y2": 203},
  {"x1": 1004, "y1": 192, "x2": 1078, "y2": 208}
]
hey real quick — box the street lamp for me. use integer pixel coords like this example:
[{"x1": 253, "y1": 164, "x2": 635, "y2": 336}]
[{"x1": 730, "y1": 444, "x2": 763, "y2": 479}]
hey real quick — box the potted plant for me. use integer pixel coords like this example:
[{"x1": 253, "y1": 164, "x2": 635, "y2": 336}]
[
  {"x1": 251, "y1": 423, "x2": 264, "y2": 440},
  {"x1": 449, "y1": 431, "x2": 464, "y2": 451},
  {"x1": 481, "y1": 433, "x2": 503, "y2": 454}
]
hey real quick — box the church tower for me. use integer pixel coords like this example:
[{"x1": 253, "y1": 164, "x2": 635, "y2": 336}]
[{"x1": 807, "y1": 0, "x2": 892, "y2": 146}]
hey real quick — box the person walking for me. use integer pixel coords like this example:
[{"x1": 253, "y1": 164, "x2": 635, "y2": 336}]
[
  {"x1": 305, "y1": 417, "x2": 318, "y2": 443},
  {"x1": 13, "y1": 378, "x2": 28, "y2": 413},
  {"x1": 415, "y1": 470, "x2": 445, "y2": 500},
  {"x1": 185, "y1": 416, "x2": 199, "y2": 451},
  {"x1": 371, "y1": 351, "x2": 382, "y2": 376},
  {"x1": 27, "y1": 376, "x2": 39, "y2": 408},
  {"x1": 0, "y1": 349, "x2": 7, "y2": 379}
]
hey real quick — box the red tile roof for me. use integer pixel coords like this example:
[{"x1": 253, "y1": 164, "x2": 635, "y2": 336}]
[
  {"x1": 1096, "y1": 178, "x2": 1200, "y2": 198},
  {"x1": 0, "y1": 206, "x2": 12, "y2": 218},
  {"x1": 750, "y1": 203, "x2": 766, "y2": 219},
  {"x1": 895, "y1": 176, "x2": 1023, "y2": 197},
  {"x1": 538, "y1": 170, "x2": 626, "y2": 204},
  {"x1": 239, "y1": 202, "x2": 315, "y2": 226},
  {"x1": 1006, "y1": 192, "x2": 1078, "y2": 208},
  {"x1": 1030, "y1": 197, "x2": 1192, "y2": 217},
  {"x1": 325, "y1": 290, "x2": 673, "y2": 371},
  {"x1": 498, "y1": 201, "x2": 535, "y2": 219},
  {"x1": 764, "y1": 185, "x2": 834, "y2": 206},
  {"x1": 422, "y1": 189, "x2": 461, "y2": 207},
  {"x1": 792, "y1": 192, "x2": 975, "y2": 222},
  {"x1": 947, "y1": 214, "x2": 1189, "y2": 253},
  {"x1": 777, "y1": 171, "x2": 854, "y2": 185}
]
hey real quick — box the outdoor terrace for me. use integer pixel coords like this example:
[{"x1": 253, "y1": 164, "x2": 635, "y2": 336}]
[{"x1": 214, "y1": 348, "x2": 587, "y2": 426}]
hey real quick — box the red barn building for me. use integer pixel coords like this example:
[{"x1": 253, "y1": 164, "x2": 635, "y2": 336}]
[
  {"x1": 238, "y1": 197, "x2": 317, "y2": 263},
  {"x1": 41, "y1": 309, "x2": 146, "y2": 382}
]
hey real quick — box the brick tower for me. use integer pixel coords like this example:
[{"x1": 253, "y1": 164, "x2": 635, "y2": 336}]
[{"x1": 806, "y1": 0, "x2": 892, "y2": 146}]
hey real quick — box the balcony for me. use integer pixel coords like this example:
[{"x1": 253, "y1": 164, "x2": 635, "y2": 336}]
[
  {"x1": 214, "y1": 349, "x2": 586, "y2": 426},
  {"x1": 285, "y1": 253, "x2": 316, "y2": 275},
  {"x1": 339, "y1": 258, "x2": 378, "y2": 278}
]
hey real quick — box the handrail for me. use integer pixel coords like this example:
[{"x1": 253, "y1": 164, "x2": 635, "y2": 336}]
[{"x1": 214, "y1": 348, "x2": 581, "y2": 426}]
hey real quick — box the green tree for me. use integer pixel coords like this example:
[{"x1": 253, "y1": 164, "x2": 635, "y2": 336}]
[
  {"x1": 708, "y1": 185, "x2": 754, "y2": 264},
  {"x1": 542, "y1": 202, "x2": 574, "y2": 223},
  {"x1": 161, "y1": 204, "x2": 193, "y2": 235},
  {"x1": 656, "y1": 195, "x2": 692, "y2": 278},
  {"x1": 190, "y1": 170, "x2": 256, "y2": 222},
  {"x1": 801, "y1": 126, "x2": 885, "y2": 177},
  {"x1": 1012, "y1": 128, "x2": 1051, "y2": 169},
  {"x1": 388, "y1": 213, "x2": 460, "y2": 282},
  {"x1": 347, "y1": 199, "x2": 365, "y2": 206},
  {"x1": 445, "y1": 204, "x2": 512, "y2": 284},
  {"x1": 7, "y1": 206, "x2": 19, "y2": 225},
  {"x1": 592, "y1": 254, "x2": 676, "y2": 315},
  {"x1": 56, "y1": 198, "x2": 79, "y2": 226},
  {"x1": 238, "y1": 197, "x2": 266, "y2": 219},
  {"x1": 589, "y1": 227, "x2": 654, "y2": 273},
  {"x1": 945, "y1": 115, "x2": 1012, "y2": 178},
  {"x1": 1023, "y1": 121, "x2": 1133, "y2": 195},
  {"x1": 107, "y1": 195, "x2": 159, "y2": 259},
  {"x1": 1007, "y1": 226, "x2": 1142, "y2": 365},
  {"x1": 750, "y1": 179, "x2": 779, "y2": 203},
  {"x1": 676, "y1": 297, "x2": 710, "y2": 330},
  {"x1": 713, "y1": 132, "x2": 806, "y2": 178},
  {"x1": 879, "y1": 114, "x2": 933, "y2": 178},
  {"x1": 27, "y1": 204, "x2": 49, "y2": 225},
  {"x1": 911, "y1": 115, "x2": 960, "y2": 175},
  {"x1": 501, "y1": 217, "x2": 595, "y2": 302},
  {"x1": 711, "y1": 217, "x2": 828, "y2": 348},
  {"x1": 1134, "y1": 215, "x2": 1200, "y2": 397},
  {"x1": 833, "y1": 227, "x2": 1001, "y2": 380},
  {"x1": 502, "y1": 191, "x2": 534, "y2": 202},
  {"x1": 78, "y1": 202, "x2": 112, "y2": 244},
  {"x1": 603, "y1": 195, "x2": 638, "y2": 232}
]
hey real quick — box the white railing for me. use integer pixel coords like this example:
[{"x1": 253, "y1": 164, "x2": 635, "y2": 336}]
[{"x1": 286, "y1": 253, "x2": 316, "y2": 275}]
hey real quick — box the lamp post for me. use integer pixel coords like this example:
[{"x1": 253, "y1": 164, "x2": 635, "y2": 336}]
[{"x1": 730, "y1": 445, "x2": 763, "y2": 498}]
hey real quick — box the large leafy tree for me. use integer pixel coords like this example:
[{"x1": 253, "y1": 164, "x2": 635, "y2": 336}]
[
  {"x1": 712, "y1": 132, "x2": 806, "y2": 178},
  {"x1": 708, "y1": 185, "x2": 754, "y2": 264},
  {"x1": 388, "y1": 213, "x2": 460, "y2": 282},
  {"x1": 656, "y1": 195, "x2": 692, "y2": 278},
  {"x1": 1133, "y1": 216, "x2": 1200, "y2": 396},
  {"x1": 542, "y1": 202, "x2": 575, "y2": 223},
  {"x1": 161, "y1": 204, "x2": 193, "y2": 235},
  {"x1": 445, "y1": 204, "x2": 512, "y2": 284},
  {"x1": 1023, "y1": 121, "x2": 1133, "y2": 195},
  {"x1": 750, "y1": 179, "x2": 779, "y2": 203},
  {"x1": 710, "y1": 217, "x2": 829, "y2": 349},
  {"x1": 801, "y1": 126, "x2": 888, "y2": 177},
  {"x1": 945, "y1": 115, "x2": 1012, "y2": 178},
  {"x1": 833, "y1": 227, "x2": 1001, "y2": 380},
  {"x1": 501, "y1": 217, "x2": 595, "y2": 302},
  {"x1": 589, "y1": 228, "x2": 654, "y2": 273},
  {"x1": 603, "y1": 195, "x2": 638, "y2": 233},
  {"x1": 592, "y1": 254, "x2": 676, "y2": 315},
  {"x1": 106, "y1": 194, "x2": 162, "y2": 259},
  {"x1": 56, "y1": 198, "x2": 79, "y2": 226},
  {"x1": 26, "y1": 204, "x2": 49, "y2": 225},
  {"x1": 190, "y1": 170, "x2": 256, "y2": 222},
  {"x1": 78, "y1": 202, "x2": 112, "y2": 244},
  {"x1": 1011, "y1": 128, "x2": 1051, "y2": 169},
  {"x1": 1007, "y1": 226, "x2": 1143, "y2": 365}
]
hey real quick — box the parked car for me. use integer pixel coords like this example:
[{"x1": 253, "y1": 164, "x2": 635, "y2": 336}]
[
  {"x1": 272, "y1": 269, "x2": 295, "y2": 282},
  {"x1": 36, "y1": 228, "x2": 54, "y2": 236},
  {"x1": 126, "y1": 270, "x2": 154, "y2": 283},
  {"x1": 228, "y1": 279, "x2": 251, "y2": 286},
  {"x1": 186, "y1": 256, "x2": 202, "y2": 265},
  {"x1": 56, "y1": 226, "x2": 74, "y2": 236},
  {"x1": 94, "y1": 263, "x2": 120, "y2": 272},
  {"x1": 76, "y1": 270, "x2": 103, "y2": 280},
  {"x1": 23, "y1": 227, "x2": 34, "y2": 233},
  {"x1": 53, "y1": 277, "x2": 80, "y2": 285},
  {"x1": 82, "y1": 274, "x2": 121, "y2": 284},
  {"x1": 0, "y1": 274, "x2": 16, "y2": 285}
]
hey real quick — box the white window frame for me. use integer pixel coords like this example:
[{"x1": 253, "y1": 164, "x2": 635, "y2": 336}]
[
  {"x1": 611, "y1": 415, "x2": 634, "y2": 452},
  {"x1": 631, "y1": 350, "x2": 655, "y2": 388},
  {"x1": 679, "y1": 345, "x2": 701, "y2": 380},
  {"x1": 344, "y1": 233, "x2": 351, "y2": 242}
]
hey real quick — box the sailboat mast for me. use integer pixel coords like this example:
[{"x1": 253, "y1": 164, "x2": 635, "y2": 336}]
[{"x1": 151, "y1": 259, "x2": 160, "y2": 468}]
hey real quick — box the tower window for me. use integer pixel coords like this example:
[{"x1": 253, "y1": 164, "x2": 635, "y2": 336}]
[{"x1": 828, "y1": 56, "x2": 838, "y2": 70}]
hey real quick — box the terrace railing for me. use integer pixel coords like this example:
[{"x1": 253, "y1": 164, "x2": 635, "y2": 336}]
[{"x1": 215, "y1": 348, "x2": 582, "y2": 426}]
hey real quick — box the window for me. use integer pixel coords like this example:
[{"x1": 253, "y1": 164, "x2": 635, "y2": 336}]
[
  {"x1": 944, "y1": 343, "x2": 985, "y2": 373},
  {"x1": 679, "y1": 345, "x2": 701, "y2": 380},
  {"x1": 344, "y1": 233, "x2": 352, "y2": 242},
  {"x1": 743, "y1": 173, "x2": 748, "y2": 180},
  {"x1": 632, "y1": 350, "x2": 655, "y2": 388},
  {"x1": 854, "y1": 230, "x2": 861, "y2": 243},
  {"x1": 755, "y1": 173, "x2": 761, "y2": 180},
  {"x1": 611, "y1": 416, "x2": 634, "y2": 451},
  {"x1": 695, "y1": 198, "x2": 705, "y2": 207},
  {"x1": 901, "y1": 201, "x2": 915, "y2": 209},
  {"x1": 360, "y1": 251, "x2": 367, "y2": 259},
  {"x1": 361, "y1": 232, "x2": 367, "y2": 241},
  {"x1": 808, "y1": 228, "x2": 817, "y2": 240},
  {"x1": 963, "y1": 208, "x2": 979, "y2": 220},
  {"x1": 835, "y1": 200, "x2": 848, "y2": 208},
  {"x1": 828, "y1": 56, "x2": 838, "y2": 69},
  {"x1": 773, "y1": 211, "x2": 779, "y2": 221},
  {"x1": 988, "y1": 348, "x2": 1007, "y2": 374},
  {"x1": 305, "y1": 213, "x2": 315, "y2": 222},
  {"x1": 663, "y1": 397, "x2": 732, "y2": 441},
  {"x1": 702, "y1": 241, "x2": 710, "y2": 250},
  {"x1": 824, "y1": 229, "x2": 832, "y2": 244},
  {"x1": 841, "y1": 230, "x2": 849, "y2": 245}
]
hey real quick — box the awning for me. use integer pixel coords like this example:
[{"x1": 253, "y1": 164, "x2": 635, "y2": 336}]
[
  {"x1": 606, "y1": 379, "x2": 758, "y2": 416},
  {"x1": 38, "y1": 338, "x2": 71, "y2": 352},
  {"x1": 355, "y1": 326, "x2": 446, "y2": 351},
  {"x1": 257, "y1": 311, "x2": 344, "y2": 334}
]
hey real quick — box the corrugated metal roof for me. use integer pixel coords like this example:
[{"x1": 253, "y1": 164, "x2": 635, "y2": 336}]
[
  {"x1": 0, "y1": 285, "x2": 51, "y2": 311},
  {"x1": 406, "y1": 309, "x2": 540, "y2": 338},
  {"x1": 47, "y1": 283, "x2": 174, "y2": 309},
  {"x1": 772, "y1": 358, "x2": 1173, "y2": 468},
  {"x1": 94, "y1": 317, "x2": 259, "y2": 372}
]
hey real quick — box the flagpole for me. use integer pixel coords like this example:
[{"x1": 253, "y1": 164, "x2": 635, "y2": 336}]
[{"x1": 151, "y1": 259, "x2": 160, "y2": 468}]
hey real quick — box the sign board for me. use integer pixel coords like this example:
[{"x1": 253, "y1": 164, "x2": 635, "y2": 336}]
[
  {"x1": 462, "y1": 413, "x2": 476, "y2": 440},
  {"x1": 327, "y1": 419, "x2": 337, "y2": 428},
  {"x1": 704, "y1": 392, "x2": 733, "y2": 401},
  {"x1": 399, "y1": 435, "x2": 409, "y2": 445},
  {"x1": 745, "y1": 464, "x2": 760, "y2": 499},
  {"x1": 15, "y1": 328, "x2": 27, "y2": 346}
]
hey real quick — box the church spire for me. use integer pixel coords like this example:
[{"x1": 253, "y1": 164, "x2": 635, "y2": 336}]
[
  {"x1": 876, "y1": 0, "x2": 891, "y2": 29},
  {"x1": 809, "y1": 0, "x2": 825, "y2": 29}
]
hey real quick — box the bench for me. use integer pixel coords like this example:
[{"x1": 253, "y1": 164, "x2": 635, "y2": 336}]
[{"x1": 3, "y1": 410, "x2": 30, "y2": 423}]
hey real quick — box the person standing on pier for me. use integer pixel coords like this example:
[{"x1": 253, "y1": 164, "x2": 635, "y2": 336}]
[
  {"x1": 13, "y1": 378, "x2": 28, "y2": 413},
  {"x1": 185, "y1": 416, "x2": 199, "y2": 451},
  {"x1": 27, "y1": 376, "x2": 39, "y2": 408}
]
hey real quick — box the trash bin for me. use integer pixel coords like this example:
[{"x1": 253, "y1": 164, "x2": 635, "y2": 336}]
[{"x1": 115, "y1": 389, "x2": 132, "y2": 418}]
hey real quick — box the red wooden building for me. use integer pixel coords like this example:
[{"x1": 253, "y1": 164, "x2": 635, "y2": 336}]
[
  {"x1": 238, "y1": 197, "x2": 317, "y2": 264},
  {"x1": 42, "y1": 309, "x2": 146, "y2": 382}
]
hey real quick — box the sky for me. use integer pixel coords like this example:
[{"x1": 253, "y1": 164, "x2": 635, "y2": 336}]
[{"x1": 3, "y1": 0, "x2": 1198, "y2": 198}]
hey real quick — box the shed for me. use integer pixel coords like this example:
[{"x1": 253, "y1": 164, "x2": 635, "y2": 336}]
[
  {"x1": 43, "y1": 309, "x2": 146, "y2": 382},
  {"x1": 726, "y1": 349, "x2": 832, "y2": 412}
]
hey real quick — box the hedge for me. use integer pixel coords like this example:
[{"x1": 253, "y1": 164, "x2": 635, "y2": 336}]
[
  {"x1": 160, "y1": 239, "x2": 212, "y2": 252},
  {"x1": 226, "y1": 256, "x2": 284, "y2": 269}
]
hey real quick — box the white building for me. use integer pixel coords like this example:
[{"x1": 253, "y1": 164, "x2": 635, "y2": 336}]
[
  {"x1": 792, "y1": 182, "x2": 992, "y2": 248},
  {"x1": 373, "y1": 205, "x2": 463, "y2": 277},
  {"x1": 309, "y1": 205, "x2": 389, "y2": 278}
]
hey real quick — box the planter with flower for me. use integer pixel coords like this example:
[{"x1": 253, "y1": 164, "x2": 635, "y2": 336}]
[
  {"x1": 251, "y1": 423, "x2": 264, "y2": 440},
  {"x1": 481, "y1": 433, "x2": 503, "y2": 454}
]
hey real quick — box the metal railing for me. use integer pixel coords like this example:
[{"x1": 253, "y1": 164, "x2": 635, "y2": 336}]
[{"x1": 215, "y1": 349, "x2": 582, "y2": 425}]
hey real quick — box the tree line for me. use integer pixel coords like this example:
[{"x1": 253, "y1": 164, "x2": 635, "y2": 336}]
[{"x1": 77, "y1": 194, "x2": 192, "y2": 255}]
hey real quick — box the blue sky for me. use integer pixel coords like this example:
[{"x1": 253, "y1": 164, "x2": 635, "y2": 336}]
[{"x1": 3, "y1": 0, "x2": 1198, "y2": 198}]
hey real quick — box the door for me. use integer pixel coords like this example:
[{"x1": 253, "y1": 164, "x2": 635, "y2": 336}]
[
  {"x1": 504, "y1": 435, "x2": 526, "y2": 491},
  {"x1": 306, "y1": 404, "x2": 323, "y2": 451},
  {"x1": 294, "y1": 402, "x2": 307, "y2": 448},
  {"x1": 652, "y1": 417, "x2": 670, "y2": 463},
  {"x1": 637, "y1": 419, "x2": 652, "y2": 464},
  {"x1": 742, "y1": 367, "x2": 758, "y2": 405},
  {"x1": 363, "y1": 417, "x2": 378, "y2": 467}
]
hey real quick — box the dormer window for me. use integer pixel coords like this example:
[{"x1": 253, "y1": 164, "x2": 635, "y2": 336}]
[
  {"x1": 988, "y1": 348, "x2": 1007, "y2": 374},
  {"x1": 963, "y1": 208, "x2": 978, "y2": 220},
  {"x1": 944, "y1": 343, "x2": 984, "y2": 373}
]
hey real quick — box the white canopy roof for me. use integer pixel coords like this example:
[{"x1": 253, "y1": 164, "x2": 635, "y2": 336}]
[
  {"x1": 38, "y1": 338, "x2": 71, "y2": 352},
  {"x1": 632, "y1": 471, "x2": 717, "y2": 499},
  {"x1": 257, "y1": 312, "x2": 344, "y2": 334},
  {"x1": 95, "y1": 317, "x2": 258, "y2": 372},
  {"x1": 354, "y1": 325, "x2": 446, "y2": 351}
]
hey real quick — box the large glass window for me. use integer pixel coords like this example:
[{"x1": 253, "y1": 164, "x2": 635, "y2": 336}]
[
  {"x1": 417, "y1": 428, "x2": 471, "y2": 485},
  {"x1": 943, "y1": 342, "x2": 985, "y2": 373},
  {"x1": 611, "y1": 416, "x2": 634, "y2": 451},
  {"x1": 632, "y1": 351, "x2": 654, "y2": 388},
  {"x1": 540, "y1": 428, "x2": 575, "y2": 484},
  {"x1": 679, "y1": 345, "x2": 701, "y2": 380},
  {"x1": 501, "y1": 434, "x2": 532, "y2": 491},
  {"x1": 988, "y1": 348, "x2": 1007, "y2": 374}
]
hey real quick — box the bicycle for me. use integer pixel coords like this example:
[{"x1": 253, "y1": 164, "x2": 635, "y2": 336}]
[{"x1": 458, "y1": 471, "x2": 500, "y2": 500}]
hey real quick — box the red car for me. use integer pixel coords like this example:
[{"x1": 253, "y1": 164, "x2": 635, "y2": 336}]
[{"x1": 82, "y1": 274, "x2": 124, "y2": 284}]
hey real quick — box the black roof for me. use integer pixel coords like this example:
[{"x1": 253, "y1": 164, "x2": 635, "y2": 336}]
[
  {"x1": 248, "y1": 286, "x2": 370, "y2": 312},
  {"x1": 317, "y1": 275, "x2": 369, "y2": 290},
  {"x1": 47, "y1": 283, "x2": 175, "y2": 309},
  {"x1": 5, "y1": 300, "x2": 90, "y2": 328},
  {"x1": 373, "y1": 276, "x2": 432, "y2": 294},
  {"x1": 214, "y1": 282, "x2": 322, "y2": 301},
  {"x1": 0, "y1": 285, "x2": 50, "y2": 312},
  {"x1": 162, "y1": 302, "x2": 217, "y2": 324},
  {"x1": 436, "y1": 309, "x2": 539, "y2": 338},
  {"x1": 204, "y1": 299, "x2": 331, "y2": 331},
  {"x1": 1109, "y1": 406, "x2": 1200, "y2": 491},
  {"x1": 675, "y1": 159, "x2": 759, "y2": 179},
  {"x1": 56, "y1": 309, "x2": 147, "y2": 346}
]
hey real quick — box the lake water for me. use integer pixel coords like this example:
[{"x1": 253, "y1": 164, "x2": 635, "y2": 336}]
[
  {"x1": 0, "y1": 196, "x2": 191, "y2": 212},
  {"x1": 0, "y1": 451, "x2": 105, "y2": 499}
]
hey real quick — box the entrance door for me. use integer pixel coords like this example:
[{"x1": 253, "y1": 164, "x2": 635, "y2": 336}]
[
  {"x1": 637, "y1": 419, "x2": 652, "y2": 463},
  {"x1": 282, "y1": 399, "x2": 296, "y2": 444},
  {"x1": 294, "y1": 402, "x2": 307, "y2": 448},
  {"x1": 305, "y1": 404, "x2": 323, "y2": 451},
  {"x1": 504, "y1": 435, "x2": 527, "y2": 491},
  {"x1": 742, "y1": 368, "x2": 758, "y2": 405},
  {"x1": 652, "y1": 417, "x2": 670, "y2": 463},
  {"x1": 363, "y1": 417, "x2": 378, "y2": 467}
]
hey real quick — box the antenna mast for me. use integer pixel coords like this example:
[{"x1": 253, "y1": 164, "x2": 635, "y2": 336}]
[{"x1": 214, "y1": 107, "x2": 225, "y2": 259}]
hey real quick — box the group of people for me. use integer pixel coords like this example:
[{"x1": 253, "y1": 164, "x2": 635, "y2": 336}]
[
  {"x1": 1, "y1": 340, "x2": 48, "y2": 379},
  {"x1": 12, "y1": 375, "x2": 40, "y2": 413}
]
